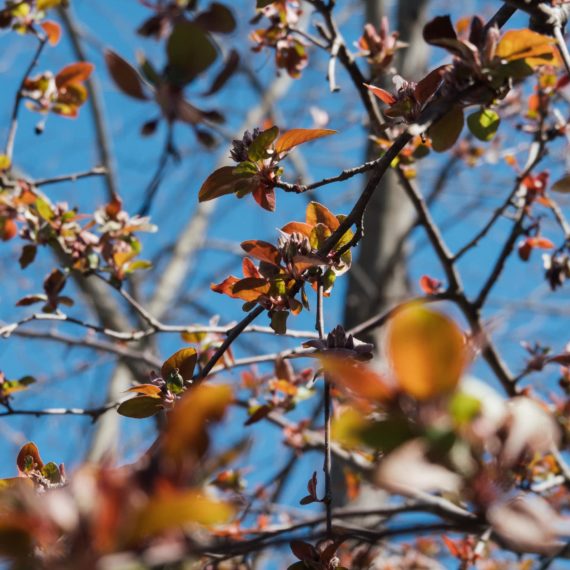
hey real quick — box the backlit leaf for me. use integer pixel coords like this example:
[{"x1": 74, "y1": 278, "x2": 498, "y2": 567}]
[
  {"x1": 248, "y1": 126, "x2": 279, "y2": 161},
  {"x1": 126, "y1": 384, "x2": 162, "y2": 398},
  {"x1": 388, "y1": 304, "x2": 465, "y2": 400},
  {"x1": 55, "y1": 62, "x2": 94, "y2": 89},
  {"x1": 198, "y1": 166, "x2": 252, "y2": 202},
  {"x1": 274, "y1": 128, "x2": 336, "y2": 154},
  {"x1": 241, "y1": 240, "x2": 281, "y2": 265},
  {"x1": 364, "y1": 84, "x2": 396, "y2": 105},
  {"x1": 306, "y1": 201, "x2": 339, "y2": 231},
  {"x1": 161, "y1": 347, "x2": 197, "y2": 381},
  {"x1": 40, "y1": 20, "x2": 61, "y2": 46},
  {"x1": 467, "y1": 109, "x2": 500, "y2": 142},
  {"x1": 496, "y1": 29, "x2": 557, "y2": 65},
  {"x1": 17, "y1": 442, "x2": 43, "y2": 473}
]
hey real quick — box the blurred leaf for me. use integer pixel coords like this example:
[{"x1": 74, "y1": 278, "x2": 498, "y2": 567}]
[
  {"x1": 360, "y1": 416, "x2": 415, "y2": 452},
  {"x1": 449, "y1": 392, "x2": 481, "y2": 425},
  {"x1": 203, "y1": 49, "x2": 239, "y2": 95},
  {"x1": 161, "y1": 347, "x2": 197, "y2": 381},
  {"x1": 117, "y1": 396, "x2": 163, "y2": 419},
  {"x1": 194, "y1": 3, "x2": 236, "y2": 34},
  {"x1": 428, "y1": 106, "x2": 464, "y2": 152},
  {"x1": 496, "y1": 29, "x2": 557, "y2": 66},
  {"x1": 321, "y1": 357, "x2": 393, "y2": 403},
  {"x1": 388, "y1": 304, "x2": 465, "y2": 400},
  {"x1": 35, "y1": 197, "x2": 54, "y2": 221},
  {"x1": 0, "y1": 155, "x2": 10, "y2": 170},
  {"x1": 163, "y1": 384, "x2": 232, "y2": 461},
  {"x1": 130, "y1": 490, "x2": 234, "y2": 541},
  {"x1": 104, "y1": 50, "x2": 149, "y2": 101},
  {"x1": 19, "y1": 245, "x2": 37, "y2": 269},
  {"x1": 41, "y1": 462, "x2": 62, "y2": 484},
  {"x1": 551, "y1": 175, "x2": 570, "y2": 193},
  {"x1": 167, "y1": 21, "x2": 218, "y2": 85},
  {"x1": 467, "y1": 109, "x2": 500, "y2": 141},
  {"x1": 275, "y1": 128, "x2": 336, "y2": 154}
]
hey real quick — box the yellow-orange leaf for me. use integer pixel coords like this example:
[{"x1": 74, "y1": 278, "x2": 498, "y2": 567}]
[
  {"x1": 274, "y1": 128, "x2": 336, "y2": 154},
  {"x1": 496, "y1": 29, "x2": 558, "y2": 66},
  {"x1": 126, "y1": 384, "x2": 162, "y2": 398},
  {"x1": 305, "y1": 201, "x2": 339, "y2": 231},
  {"x1": 130, "y1": 490, "x2": 234, "y2": 541},
  {"x1": 161, "y1": 347, "x2": 197, "y2": 381},
  {"x1": 388, "y1": 304, "x2": 465, "y2": 400}
]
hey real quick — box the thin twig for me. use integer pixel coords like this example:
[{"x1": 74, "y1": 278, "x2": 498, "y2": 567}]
[
  {"x1": 33, "y1": 166, "x2": 107, "y2": 187},
  {"x1": 5, "y1": 32, "x2": 48, "y2": 160}
]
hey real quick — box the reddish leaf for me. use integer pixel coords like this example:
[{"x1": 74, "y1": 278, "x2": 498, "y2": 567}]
[
  {"x1": 419, "y1": 275, "x2": 442, "y2": 295},
  {"x1": 274, "y1": 128, "x2": 336, "y2": 154},
  {"x1": 252, "y1": 184, "x2": 275, "y2": 211},
  {"x1": 199, "y1": 166, "x2": 252, "y2": 202},
  {"x1": 17, "y1": 442, "x2": 43, "y2": 474},
  {"x1": 1, "y1": 218, "x2": 17, "y2": 241},
  {"x1": 55, "y1": 62, "x2": 94, "y2": 89},
  {"x1": 526, "y1": 236, "x2": 554, "y2": 249},
  {"x1": 364, "y1": 83, "x2": 396, "y2": 105},
  {"x1": 16, "y1": 294, "x2": 47, "y2": 307},
  {"x1": 423, "y1": 15, "x2": 457, "y2": 45},
  {"x1": 242, "y1": 257, "x2": 261, "y2": 278},
  {"x1": 241, "y1": 240, "x2": 281, "y2": 265},
  {"x1": 290, "y1": 540, "x2": 318, "y2": 563},
  {"x1": 231, "y1": 277, "x2": 271, "y2": 300},
  {"x1": 414, "y1": 66, "x2": 447, "y2": 106},
  {"x1": 104, "y1": 50, "x2": 149, "y2": 101},
  {"x1": 211, "y1": 275, "x2": 240, "y2": 296}
]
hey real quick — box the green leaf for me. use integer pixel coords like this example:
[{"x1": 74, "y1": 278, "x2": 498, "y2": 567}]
[
  {"x1": 167, "y1": 21, "x2": 218, "y2": 85},
  {"x1": 41, "y1": 462, "x2": 62, "y2": 484},
  {"x1": 269, "y1": 310, "x2": 288, "y2": 334},
  {"x1": 449, "y1": 392, "x2": 481, "y2": 425},
  {"x1": 234, "y1": 161, "x2": 258, "y2": 175},
  {"x1": 117, "y1": 396, "x2": 163, "y2": 419},
  {"x1": 360, "y1": 416, "x2": 415, "y2": 452},
  {"x1": 35, "y1": 197, "x2": 54, "y2": 221},
  {"x1": 428, "y1": 106, "x2": 464, "y2": 152},
  {"x1": 467, "y1": 109, "x2": 500, "y2": 142},
  {"x1": 247, "y1": 126, "x2": 279, "y2": 161}
]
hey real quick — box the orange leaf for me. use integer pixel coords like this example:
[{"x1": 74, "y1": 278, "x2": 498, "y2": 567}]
[
  {"x1": 231, "y1": 277, "x2": 270, "y2": 301},
  {"x1": 1, "y1": 218, "x2": 17, "y2": 241},
  {"x1": 211, "y1": 275, "x2": 239, "y2": 296},
  {"x1": 163, "y1": 384, "x2": 233, "y2": 462},
  {"x1": 241, "y1": 240, "x2": 281, "y2": 265},
  {"x1": 274, "y1": 128, "x2": 336, "y2": 154},
  {"x1": 127, "y1": 384, "x2": 163, "y2": 398},
  {"x1": 55, "y1": 62, "x2": 94, "y2": 88},
  {"x1": 242, "y1": 257, "x2": 261, "y2": 278},
  {"x1": 388, "y1": 304, "x2": 465, "y2": 400},
  {"x1": 199, "y1": 166, "x2": 250, "y2": 202},
  {"x1": 281, "y1": 221, "x2": 313, "y2": 237},
  {"x1": 364, "y1": 83, "x2": 396, "y2": 105},
  {"x1": 526, "y1": 236, "x2": 554, "y2": 249},
  {"x1": 305, "y1": 201, "x2": 339, "y2": 231},
  {"x1": 40, "y1": 20, "x2": 61, "y2": 46},
  {"x1": 321, "y1": 356, "x2": 394, "y2": 403}
]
